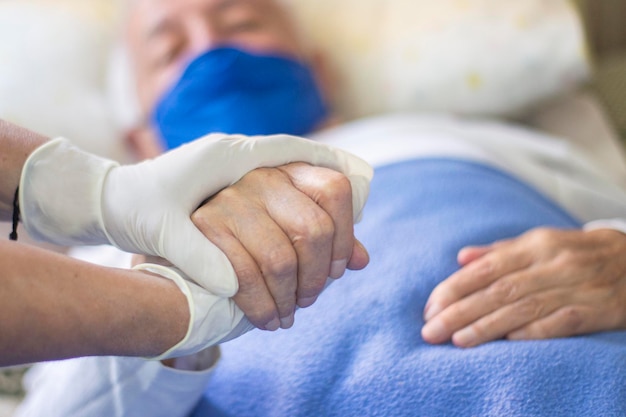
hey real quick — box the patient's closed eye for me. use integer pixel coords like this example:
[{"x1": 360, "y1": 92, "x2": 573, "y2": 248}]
[
  {"x1": 225, "y1": 19, "x2": 264, "y2": 34},
  {"x1": 217, "y1": 2, "x2": 266, "y2": 35},
  {"x1": 219, "y1": 11, "x2": 265, "y2": 36},
  {"x1": 145, "y1": 19, "x2": 187, "y2": 69},
  {"x1": 155, "y1": 41, "x2": 186, "y2": 68}
]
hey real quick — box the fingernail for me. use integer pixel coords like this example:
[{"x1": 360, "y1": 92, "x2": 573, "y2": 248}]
[
  {"x1": 329, "y1": 259, "x2": 348, "y2": 279},
  {"x1": 297, "y1": 296, "x2": 317, "y2": 308},
  {"x1": 280, "y1": 314, "x2": 295, "y2": 329},
  {"x1": 421, "y1": 320, "x2": 446, "y2": 343},
  {"x1": 423, "y1": 303, "x2": 441, "y2": 322},
  {"x1": 423, "y1": 302, "x2": 431, "y2": 320},
  {"x1": 264, "y1": 317, "x2": 280, "y2": 331}
]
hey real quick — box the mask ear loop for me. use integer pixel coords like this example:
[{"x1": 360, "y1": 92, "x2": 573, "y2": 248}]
[{"x1": 9, "y1": 187, "x2": 20, "y2": 241}]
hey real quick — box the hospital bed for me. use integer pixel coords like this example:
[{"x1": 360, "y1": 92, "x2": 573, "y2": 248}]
[{"x1": 1, "y1": 0, "x2": 626, "y2": 415}]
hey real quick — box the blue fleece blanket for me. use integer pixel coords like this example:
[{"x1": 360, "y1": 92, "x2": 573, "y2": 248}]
[{"x1": 191, "y1": 158, "x2": 626, "y2": 417}]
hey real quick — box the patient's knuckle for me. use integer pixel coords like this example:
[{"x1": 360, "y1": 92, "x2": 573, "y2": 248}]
[
  {"x1": 473, "y1": 322, "x2": 490, "y2": 339},
  {"x1": 526, "y1": 228, "x2": 554, "y2": 244},
  {"x1": 516, "y1": 297, "x2": 546, "y2": 320},
  {"x1": 321, "y1": 172, "x2": 352, "y2": 198},
  {"x1": 444, "y1": 302, "x2": 468, "y2": 321},
  {"x1": 275, "y1": 296, "x2": 297, "y2": 314},
  {"x1": 471, "y1": 258, "x2": 497, "y2": 278},
  {"x1": 557, "y1": 306, "x2": 585, "y2": 334},
  {"x1": 233, "y1": 263, "x2": 262, "y2": 290},
  {"x1": 244, "y1": 306, "x2": 276, "y2": 328},
  {"x1": 190, "y1": 207, "x2": 211, "y2": 228},
  {"x1": 192, "y1": 187, "x2": 245, "y2": 220},
  {"x1": 242, "y1": 167, "x2": 272, "y2": 182},
  {"x1": 552, "y1": 248, "x2": 579, "y2": 269},
  {"x1": 537, "y1": 229, "x2": 569, "y2": 251},
  {"x1": 191, "y1": 208, "x2": 224, "y2": 237},
  {"x1": 260, "y1": 247, "x2": 297, "y2": 281},
  {"x1": 296, "y1": 272, "x2": 327, "y2": 300},
  {"x1": 487, "y1": 279, "x2": 519, "y2": 304},
  {"x1": 527, "y1": 227, "x2": 551, "y2": 240},
  {"x1": 217, "y1": 182, "x2": 241, "y2": 199},
  {"x1": 468, "y1": 321, "x2": 490, "y2": 340},
  {"x1": 298, "y1": 285, "x2": 323, "y2": 302},
  {"x1": 292, "y1": 209, "x2": 334, "y2": 244}
]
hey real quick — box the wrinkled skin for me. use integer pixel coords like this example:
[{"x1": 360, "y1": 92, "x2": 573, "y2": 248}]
[
  {"x1": 191, "y1": 163, "x2": 368, "y2": 331},
  {"x1": 422, "y1": 228, "x2": 626, "y2": 347}
]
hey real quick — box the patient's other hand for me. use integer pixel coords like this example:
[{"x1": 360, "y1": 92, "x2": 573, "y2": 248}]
[
  {"x1": 191, "y1": 162, "x2": 369, "y2": 331},
  {"x1": 421, "y1": 228, "x2": 626, "y2": 347}
]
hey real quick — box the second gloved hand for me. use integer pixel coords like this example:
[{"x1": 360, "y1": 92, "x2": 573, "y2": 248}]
[{"x1": 133, "y1": 263, "x2": 253, "y2": 360}]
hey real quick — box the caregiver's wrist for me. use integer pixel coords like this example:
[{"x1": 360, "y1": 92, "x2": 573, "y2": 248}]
[
  {"x1": 140, "y1": 270, "x2": 191, "y2": 357},
  {"x1": 0, "y1": 120, "x2": 48, "y2": 219},
  {"x1": 96, "y1": 268, "x2": 190, "y2": 358}
]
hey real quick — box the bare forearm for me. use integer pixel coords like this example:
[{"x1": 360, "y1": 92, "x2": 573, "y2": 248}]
[
  {"x1": 0, "y1": 120, "x2": 48, "y2": 220},
  {"x1": 0, "y1": 241, "x2": 188, "y2": 366}
]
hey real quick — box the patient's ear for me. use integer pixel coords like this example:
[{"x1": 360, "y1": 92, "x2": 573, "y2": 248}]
[{"x1": 125, "y1": 124, "x2": 165, "y2": 161}]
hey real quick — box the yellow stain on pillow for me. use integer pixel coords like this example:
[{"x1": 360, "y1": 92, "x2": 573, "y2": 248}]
[
  {"x1": 515, "y1": 14, "x2": 530, "y2": 30},
  {"x1": 453, "y1": 0, "x2": 472, "y2": 11},
  {"x1": 21, "y1": 0, "x2": 118, "y2": 24},
  {"x1": 466, "y1": 72, "x2": 483, "y2": 90}
]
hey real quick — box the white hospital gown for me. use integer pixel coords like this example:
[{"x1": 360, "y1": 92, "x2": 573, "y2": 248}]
[{"x1": 15, "y1": 113, "x2": 626, "y2": 417}]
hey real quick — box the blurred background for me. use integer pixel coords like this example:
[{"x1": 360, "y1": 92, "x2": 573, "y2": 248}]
[{"x1": 576, "y1": 0, "x2": 626, "y2": 142}]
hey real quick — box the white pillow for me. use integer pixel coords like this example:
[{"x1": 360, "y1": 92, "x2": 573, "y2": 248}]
[
  {"x1": 282, "y1": 0, "x2": 591, "y2": 120},
  {"x1": 0, "y1": 0, "x2": 128, "y2": 161},
  {"x1": 0, "y1": 0, "x2": 590, "y2": 151}
]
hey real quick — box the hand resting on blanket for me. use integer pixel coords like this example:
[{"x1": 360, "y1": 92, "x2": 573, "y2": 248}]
[{"x1": 423, "y1": 228, "x2": 626, "y2": 347}]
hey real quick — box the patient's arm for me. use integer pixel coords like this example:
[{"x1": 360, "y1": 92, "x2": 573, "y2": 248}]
[
  {"x1": 422, "y1": 228, "x2": 626, "y2": 347},
  {"x1": 192, "y1": 162, "x2": 369, "y2": 331}
]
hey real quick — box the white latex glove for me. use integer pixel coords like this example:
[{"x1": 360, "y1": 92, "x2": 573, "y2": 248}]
[
  {"x1": 20, "y1": 134, "x2": 372, "y2": 296},
  {"x1": 133, "y1": 263, "x2": 252, "y2": 360}
]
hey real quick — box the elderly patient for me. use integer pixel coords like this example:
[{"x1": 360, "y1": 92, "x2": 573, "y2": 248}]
[{"x1": 16, "y1": 0, "x2": 626, "y2": 416}]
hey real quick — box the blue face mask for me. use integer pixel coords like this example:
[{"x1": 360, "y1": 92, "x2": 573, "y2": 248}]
[{"x1": 153, "y1": 47, "x2": 329, "y2": 150}]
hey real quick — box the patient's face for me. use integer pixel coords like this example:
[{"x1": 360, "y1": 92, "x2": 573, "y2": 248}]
[{"x1": 127, "y1": 0, "x2": 303, "y2": 114}]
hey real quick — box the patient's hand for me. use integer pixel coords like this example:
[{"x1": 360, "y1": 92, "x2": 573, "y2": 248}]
[
  {"x1": 191, "y1": 162, "x2": 369, "y2": 331},
  {"x1": 421, "y1": 228, "x2": 626, "y2": 347}
]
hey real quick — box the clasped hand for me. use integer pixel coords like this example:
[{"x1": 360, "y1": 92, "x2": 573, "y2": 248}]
[
  {"x1": 137, "y1": 162, "x2": 370, "y2": 359},
  {"x1": 192, "y1": 162, "x2": 369, "y2": 331}
]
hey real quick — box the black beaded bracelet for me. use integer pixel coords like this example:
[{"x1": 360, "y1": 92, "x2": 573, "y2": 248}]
[{"x1": 9, "y1": 187, "x2": 19, "y2": 241}]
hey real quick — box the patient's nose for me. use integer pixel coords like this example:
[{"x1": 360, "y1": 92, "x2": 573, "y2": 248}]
[{"x1": 187, "y1": 17, "x2": 225, "y2": 56}]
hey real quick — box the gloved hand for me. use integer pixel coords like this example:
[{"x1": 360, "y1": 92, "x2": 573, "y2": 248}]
[
  {"x1": 133, "y1": 263, "x2": 253, "y2": 360},
  {"x1": 20, "y1": 134, "x2": 372, "y2": 296}
]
